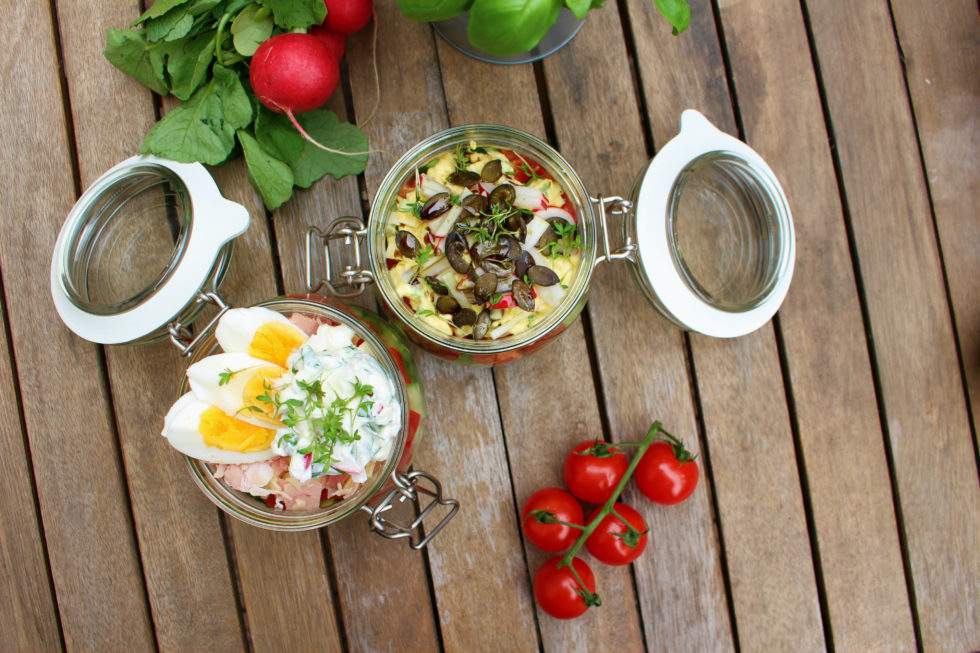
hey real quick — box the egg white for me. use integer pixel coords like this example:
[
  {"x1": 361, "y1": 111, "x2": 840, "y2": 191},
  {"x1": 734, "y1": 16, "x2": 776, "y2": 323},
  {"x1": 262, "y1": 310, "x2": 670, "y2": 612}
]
[
  {"x1": 162, "y1": 393, "x2": 276, "y2": 464},
  {"x1": 186, "y1": 352, "x2": 284, "y2": 428},
  {"x1": 215, "y1": 306, "x2": 306, "y2": 355}
]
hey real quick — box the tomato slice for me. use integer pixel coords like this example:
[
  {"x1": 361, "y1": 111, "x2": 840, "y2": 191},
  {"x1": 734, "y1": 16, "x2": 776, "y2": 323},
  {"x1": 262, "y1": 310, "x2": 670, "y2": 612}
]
[
  {"x1": 388, "y1": 347, "x2": 412, "y2": 385},
  {"x1": 559, "y1": 194, "x2": 577, "y2": 222},
  {"x1": 500, "y1": 149, "x2": 550, "y2": 184},
  {"x1": 490, "y1": 293, "x2": 517, "y2": 309}
]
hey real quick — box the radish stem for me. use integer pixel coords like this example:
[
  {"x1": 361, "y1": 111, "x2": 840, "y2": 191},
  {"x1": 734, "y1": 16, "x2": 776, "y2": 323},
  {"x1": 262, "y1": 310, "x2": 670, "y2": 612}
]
[
  {"x1": 286, "y1": 110, "x2": 383, "y2": 156},
  {"x1": 361, "y1": 9, "x2": 380, "y2": 127}
]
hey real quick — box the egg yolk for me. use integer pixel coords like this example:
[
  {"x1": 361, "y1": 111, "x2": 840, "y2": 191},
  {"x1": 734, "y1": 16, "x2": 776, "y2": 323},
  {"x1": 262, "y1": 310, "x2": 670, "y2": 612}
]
[
  {"x1": 199, "y1": 406, "x2": 276, "y2": 453},
  {"x1": 243, "y1": 367, "x2": 285, "y2": 425},
  {"x1": 248, "y1": 322, "x2": 307, "y2": 368}
]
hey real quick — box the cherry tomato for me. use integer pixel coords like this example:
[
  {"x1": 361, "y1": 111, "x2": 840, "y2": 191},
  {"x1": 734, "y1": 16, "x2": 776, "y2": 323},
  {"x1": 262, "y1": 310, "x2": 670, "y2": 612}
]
[
  {"x1": 635, "y1": 437, "x2": 699, "y2": 505},
  {"x1": 533, "y1": 556, "x2": 600, "y2": 619},
  {"x1": 520, "y1": 488, "x2": 584, "y2": 552},
  {"x1": 584, "y1": 503, "x2": 649, "y2": 565},
  {"x1": 563, "y1": 440, "x2": 629, "y2": 504}
]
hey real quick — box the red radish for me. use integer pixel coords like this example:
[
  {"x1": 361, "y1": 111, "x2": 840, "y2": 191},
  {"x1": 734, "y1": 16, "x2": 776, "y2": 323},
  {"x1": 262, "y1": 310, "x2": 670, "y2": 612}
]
[
  {"x1": 323, "y1": 0, "x2": 373, "y2": 35},
  {"x1": 310, "y1": 24, "x2": 346, "y2": 60},
  {"x1": 250, "y1": 33, "x2": 339, "y2": 115}
]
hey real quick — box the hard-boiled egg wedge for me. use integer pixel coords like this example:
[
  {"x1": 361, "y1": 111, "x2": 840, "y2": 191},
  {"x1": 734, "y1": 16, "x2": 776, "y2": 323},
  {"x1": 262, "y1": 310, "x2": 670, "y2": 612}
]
[
  {"x1": 186, "y1": 352, "x2": 286, "y2": 428},
  {"x1": 215, "y1": 307, "x2": 308, "y2": 368},
  {"x1": 162, "y1": 393, "x2": 277, "y2": 464}
]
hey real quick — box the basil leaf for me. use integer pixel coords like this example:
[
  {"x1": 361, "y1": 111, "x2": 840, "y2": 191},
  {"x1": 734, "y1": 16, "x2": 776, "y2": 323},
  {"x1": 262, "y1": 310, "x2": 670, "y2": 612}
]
[
  {"x1": 564, "y1": 0, "x2": 590, "y2": 20},
  {"x1": 166, "y1": 32, "x2": 215, "y2": 100},
  {"x1": 238, "y1": 130, "x2": 295, "y2": 210},
  {"x1": 467, "y1": 0, "x2": 562, "y2": 55},
  {"x1": 231, "y1": 4, "x2": 273, "y2": 56},
  {"x1": 255, "y1": 108, "x2": 368, "y2": 187},
  {"x1": 653, "y1": 0, "x2": 690, "y2": 35},
  {"x1": 396, "y1": 0, "x2": 473, "y2": 22},
  {"x1": 257, "y1": 0, "x2": 326, "y2": 30},
  {"x1": 140, "y1": 65, "x2": 251, "y2": 164},
  {"x1": 104, "y1": 28, "x2": 170, "y2": 95}
]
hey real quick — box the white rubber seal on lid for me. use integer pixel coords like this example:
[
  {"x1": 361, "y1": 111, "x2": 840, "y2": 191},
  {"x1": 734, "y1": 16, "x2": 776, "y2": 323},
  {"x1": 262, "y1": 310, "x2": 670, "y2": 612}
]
[
  {"x1": 50, "y1": 155, "x2": 250, "y2": 344},
  {"x1": 633, "y1": 110, "x2": 795, "y2": 338}
]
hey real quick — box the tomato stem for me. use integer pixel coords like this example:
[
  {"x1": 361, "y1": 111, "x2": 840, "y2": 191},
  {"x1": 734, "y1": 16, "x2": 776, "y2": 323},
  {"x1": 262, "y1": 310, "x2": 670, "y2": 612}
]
[
  {"x1": 526, "y1": 509, "x2": 587, "y2": 530},
  {"x1": 568, "y1": 561, "x2": 602, "y2": 608},
  {"x1": 559, "y1": 421, "x2": 663, "y2": 568}
]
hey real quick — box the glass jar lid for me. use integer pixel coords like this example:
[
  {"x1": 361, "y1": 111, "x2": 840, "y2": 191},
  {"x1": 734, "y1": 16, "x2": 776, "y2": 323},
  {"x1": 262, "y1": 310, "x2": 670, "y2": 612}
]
[
  {"x1": 50, "y1": 155, "x2": 250, "y2": 344},
  {"x1": 631, "y1": 110, "x2": 795, "y2": 337}
]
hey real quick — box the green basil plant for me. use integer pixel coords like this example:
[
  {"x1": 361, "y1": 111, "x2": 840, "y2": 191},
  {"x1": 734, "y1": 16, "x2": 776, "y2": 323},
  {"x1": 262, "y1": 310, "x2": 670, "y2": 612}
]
[{"x1": 397, "y1": 0, "x2": 690, "y2": 56}]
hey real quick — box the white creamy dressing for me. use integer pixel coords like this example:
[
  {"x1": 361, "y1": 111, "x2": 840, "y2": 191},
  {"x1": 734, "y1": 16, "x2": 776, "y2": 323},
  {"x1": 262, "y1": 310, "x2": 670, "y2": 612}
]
[{"x1": 270, "y1": 323, "x2": 400, "y2": 484}]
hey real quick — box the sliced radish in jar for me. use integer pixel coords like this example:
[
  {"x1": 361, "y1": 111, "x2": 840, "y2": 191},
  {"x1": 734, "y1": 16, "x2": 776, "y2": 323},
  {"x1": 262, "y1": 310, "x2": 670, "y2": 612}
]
[
  {"x1": 536, "y1": 281, "x2": 567, "y2": 308},
  {"x1": 534, "y1": 206, "x2": 576, "y2": 224},
  {"x1": 430, "y1": 205, "x2": 462, "y2": 237},
  {"x1": 420, "y1": 175, "x2": 449, "y2": 197},
  {"x1": 513, "y1": 185, "x2": 545, "y2": 210},
  {"x1": 422, "y1": 257, "x2": 451, "y2": 276},
  {"x1": 524, "y1": 216, "x2": 552, "y2": 248}
]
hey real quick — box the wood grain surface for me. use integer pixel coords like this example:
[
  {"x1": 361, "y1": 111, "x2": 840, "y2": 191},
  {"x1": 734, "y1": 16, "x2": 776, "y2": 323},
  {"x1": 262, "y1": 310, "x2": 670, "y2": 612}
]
[
  {"x1": 54, "y1": 0, "x2": 248, "y2": 645},
  {"x1": 557, "y1": 3, "x2": 735, "y2": 650},
  {"x1": 2, "y1": 0, "x2": 976, "y2": 651},
  {"x1": 889, "y1": 0, "x2": 980, "y2": 433},
  {"x1": 1, "y1": 1, "x2": 156, "y2": 649},
  {"x1": 803, "y1": 0, "x2": 980, "y2": 649},
  {"x1": 0, "y1": 294, "x2": 62, "y2": 653},
  {"x1": 714, "y1": 1, "x2": 918, "y2": 650}
]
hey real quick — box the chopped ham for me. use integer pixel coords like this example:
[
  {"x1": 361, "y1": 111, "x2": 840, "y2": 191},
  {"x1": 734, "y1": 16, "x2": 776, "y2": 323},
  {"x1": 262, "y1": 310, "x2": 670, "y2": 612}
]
[
  {"x1": 214, "y1": 456, "x2": 359, "y2": 511},
  {"x1": 288, "y1": 313, "x2": 319, "y2": 336}
]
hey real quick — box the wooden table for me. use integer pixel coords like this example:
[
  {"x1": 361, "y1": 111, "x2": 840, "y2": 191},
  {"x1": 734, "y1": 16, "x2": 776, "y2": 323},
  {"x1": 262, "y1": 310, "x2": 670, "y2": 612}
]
[{"x1": 2, "y1": 1, "x2": 978, "y2": 651}]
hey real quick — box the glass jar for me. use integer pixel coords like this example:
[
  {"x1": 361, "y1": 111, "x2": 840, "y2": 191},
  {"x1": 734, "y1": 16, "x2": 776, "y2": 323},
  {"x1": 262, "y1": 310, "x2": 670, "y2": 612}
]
[
  {"x1": 308, "y1": 111, "x2": 795, "y2": 364},
  {"x1": 431, "y1": 8, "x2": 585, "y2": 65},
  {"x1": 50, "y1": 156, "x2": 457, "y2": 543}
]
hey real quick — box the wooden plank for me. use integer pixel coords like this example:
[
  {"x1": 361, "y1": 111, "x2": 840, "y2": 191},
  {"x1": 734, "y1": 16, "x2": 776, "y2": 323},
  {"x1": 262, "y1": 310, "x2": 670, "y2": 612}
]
[
  {"x1": 707, "y1": 0, "x2": 917, "y2": 649},
  {"x1": 346, "y1": 9, "x2": 539, "y2": 651},
  {"x1": 802, "y1": 0, "x2": 980, "y2": 649},
  {"x1": 434, "y1": 37, "x2": 646, "y2": 651},
  {"x1": 620, "y1": 0, "x2": 827, "y2": 649},
  {"x1": 0, "y1": 293, "x2": 62, "y2": 651},
  {"x1": 544, "y1": 3, "x2": 735, "y2": 650},
  {"x1": 270, "y1": 83, "x2": 440, "y2": 650},
  {"x1": 0, "y1": 1, "x2": 155, "y2": 649},
  {"x1": 889, "y1": 0, "x2": 980, "y2": 439},
  {"x1": 54, "y1": 0, "x2": 246, "y2": 648}
]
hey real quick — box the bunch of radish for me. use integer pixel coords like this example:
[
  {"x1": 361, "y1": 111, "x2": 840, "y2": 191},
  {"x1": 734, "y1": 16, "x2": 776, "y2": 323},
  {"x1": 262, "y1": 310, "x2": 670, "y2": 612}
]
[
  {"x1": 105, "y1": 0, "x2": 376, "y2": 210},
  {"x1": 251, "y1": 0, "x2": 373, "y2": 149}
]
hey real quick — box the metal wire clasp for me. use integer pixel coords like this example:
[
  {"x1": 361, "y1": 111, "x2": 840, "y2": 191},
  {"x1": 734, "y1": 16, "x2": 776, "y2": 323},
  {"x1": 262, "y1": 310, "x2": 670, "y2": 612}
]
[
  {"x1": 592, "y1": 195, "x2": 637, "y2": 267},
  {"x1": 305, "y1": 218, "x2": 374, "y2": 298},
  {"x1": 361, "y1": 470, "x2": 460, "y2": 549},
  {"x1": 167, "y1": 291, "x2": 229, "y2": 357}
]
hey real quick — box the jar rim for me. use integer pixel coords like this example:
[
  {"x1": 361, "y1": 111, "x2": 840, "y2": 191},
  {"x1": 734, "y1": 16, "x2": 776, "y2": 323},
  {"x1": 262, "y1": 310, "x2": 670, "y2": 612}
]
[
  {"x1": 183, "y1": 297, "x2": 410, "y2": 531},
  {"x1": 368, "y1": 124, "x2": 597, "y2": 355},
  {"x1": 50, "y1": 155, "x2": 249, "y2": 345}
]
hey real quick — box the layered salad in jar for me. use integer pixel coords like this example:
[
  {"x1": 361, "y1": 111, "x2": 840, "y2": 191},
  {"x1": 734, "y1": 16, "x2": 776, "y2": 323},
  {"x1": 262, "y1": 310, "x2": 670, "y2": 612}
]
[
  {"x1": 383, "y1": 142, "x2": 583, "y2": 342},
  {"x1": 162, "y1": 306, "x2": 401, "y2": 511}
]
